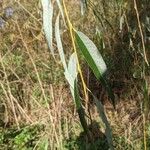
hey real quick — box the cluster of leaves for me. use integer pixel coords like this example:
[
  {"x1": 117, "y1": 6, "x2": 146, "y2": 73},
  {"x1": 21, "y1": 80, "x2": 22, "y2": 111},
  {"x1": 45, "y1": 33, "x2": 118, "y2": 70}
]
[
  {"x1": 0, "y1": 124, "x2": 44, "y2": 150},
  {"x1": 41, "y1": 0, "x2": 116, "y2": 149}
]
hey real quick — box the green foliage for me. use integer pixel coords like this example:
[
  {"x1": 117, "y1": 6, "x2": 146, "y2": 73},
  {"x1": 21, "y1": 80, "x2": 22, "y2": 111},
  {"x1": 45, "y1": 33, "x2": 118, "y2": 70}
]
[
  {"x1": 75, "y1": 31, "x2": 115, "y2": 108},
  {"x1": 92, "y1": 94, "x2": 113, "y2": 150},
  {"x1": 113, "y1": 136, "x2": 134, "y2": 150},
  {"x1": 0, "y1": 0, "x2": 148, "y2": 149},
  {"x1": 55, "y1": 14, "x2": 67, "y2": 70},
  {"x1": 64, "y1": 136, "x2": 109, "y2": 150},
  {"x1": 0, "y1": 125, "x2": 44, "y2": 150},
  {"x1": 74, "y1": 80, "x2": 88, "y2": 134},
  {"x1": 64, "y1": 53, "x2": 88, "y2": 133},
  {"x1": 75, "y1": 31, "x2": 107, "y2": 79},
  {"x1": 41, "y1": 0, "x2": 116, "y2": 149}
]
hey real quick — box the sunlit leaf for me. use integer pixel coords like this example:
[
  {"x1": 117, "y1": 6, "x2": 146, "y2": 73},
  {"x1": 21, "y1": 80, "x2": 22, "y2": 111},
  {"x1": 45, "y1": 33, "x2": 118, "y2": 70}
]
[
  {"x1": 75, "y1": 31, "x2": 107, "y2": 78},
  {"x1": 55, "y1": 13, "x2": 67, "y2": 69},
  {"x1": 41, "y1": 0, "x2": 54, "y2": 56},
  {"x1": 64, "y1": 53, "x2": 78, "y2": 89},
  {"x1": 75, "y1": 31, "x2": 115, "y2": 108},
  {"x1": 64, "y1": 53, "x2": 88, "y2": 133}
]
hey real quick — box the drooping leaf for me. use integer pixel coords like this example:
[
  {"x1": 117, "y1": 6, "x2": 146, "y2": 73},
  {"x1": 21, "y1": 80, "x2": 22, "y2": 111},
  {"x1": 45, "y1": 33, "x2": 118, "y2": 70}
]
[
  {"x1": 41, "y1": 0, "x2": 54, "y2": 56},
  {"x1": 64, "y1": 53, "x2": 88, "y2": 133},
  {"x1": 74, "y1": 79, "x2": 88, "y2": 133},
  {"x1": 75, "y1": 31, "x2": 115, "y2": 108},
  {"x1": 64, "y1": 53, "x2": 77, "y2": 99},
  {"x1": 56, "y1": 0, "x2": 66, "y2": 26},
  {"x1": 55, "y1": 13, "x2": 67, "y2": 70},
  {"x1": 75, "y1": 31, "x2": 107, "y2": 78},
  {"x1": 64, "y1": 53, "x2": 78, "y2": 89},
  {"x1": 67, "y1": 53, "x2": 78, "y2": 80},
  {"x1": 92, "y1": 94, "x2": 114, "y2": 150}
]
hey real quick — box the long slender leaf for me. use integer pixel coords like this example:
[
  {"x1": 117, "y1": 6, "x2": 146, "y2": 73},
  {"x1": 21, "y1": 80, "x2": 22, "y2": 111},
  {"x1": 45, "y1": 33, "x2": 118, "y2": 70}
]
[
  {"x1": 64, "y1": 53, "x2": 78, "y2": 89},
  {"x1": 64, "y1": 52, "x2": 77, "y2": 101},
  {"x1": 75, "y1": 31, "x2": 115, "y2": 108},
  {"x1": 75, "y1": 31, "x2": 107, "y2": 78},
  {"x1": 64, "y1": 53, "x2": 88, "y2": 133},
  {"x1": 56, "y1": 0, "x2": 66, "y2": 26},
  {"x1": 74, "y1": 79, "x2": 88, "y2": 133},
  {"x1": 92, "y1": 94, "x2": 114, "y2": 150},
  {"x1": 41, "y1": 0, "x2": 54, "y2": 56},
  {"x1": 55, "y1": 13, "x2": 67, "y2": 70}
]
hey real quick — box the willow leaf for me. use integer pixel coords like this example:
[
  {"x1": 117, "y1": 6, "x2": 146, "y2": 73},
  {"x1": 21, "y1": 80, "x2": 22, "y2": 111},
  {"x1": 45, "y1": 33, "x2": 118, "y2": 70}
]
[
  {"x1": 75, "y1": 31, "x2": 107, "y2": 78},
  {"x1": 64, "y1": 53, "x2": 81, "y2": 108},
  {"x1": 55, "y1": 14, "x2": 67, "y2": 70},
  {"x1": 56, "y1": 0, "x2": 66, "y2": 25},
  {"x1": 64, "y1": 53, "x2": 78, "y2": 89},
  {"x1": 75, "y1": 31, "x2": 115, "y2": 108},
  {"x1": 92, "y1": 94, "x2": 114, "y2": 150},
  {"x1": 41, "y1": 0, "x2": 54, "y2": 56},
  {"x1": 64, "y1": 54, "x2": 88, "y2": 133},
  {"x1": 74, "y1": 79, "x2": 88, "y2": 133}
]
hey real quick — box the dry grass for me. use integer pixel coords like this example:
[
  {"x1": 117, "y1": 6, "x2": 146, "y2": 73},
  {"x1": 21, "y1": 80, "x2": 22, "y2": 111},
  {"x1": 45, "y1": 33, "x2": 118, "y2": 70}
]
[
  {"x1": 0, "y1": 0, "x2": 149, "y2": 149},
  {"x1": 0, "y1": 0, "x2": 81, "y2": 149}
]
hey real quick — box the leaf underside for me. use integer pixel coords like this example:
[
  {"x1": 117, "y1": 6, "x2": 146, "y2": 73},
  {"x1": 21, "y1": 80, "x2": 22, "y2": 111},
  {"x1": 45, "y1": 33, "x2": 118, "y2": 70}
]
[
  {"x1": 41, "y1": 0, "x2": 54, "y2": 56},
  {"x1": 75, "y1": 30, "x2": 115, "y2": 108}
]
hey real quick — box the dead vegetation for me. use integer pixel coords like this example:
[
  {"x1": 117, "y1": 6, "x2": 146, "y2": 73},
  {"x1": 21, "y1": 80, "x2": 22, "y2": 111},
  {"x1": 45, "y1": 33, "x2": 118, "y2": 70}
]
[{"x1": 0, "y1": 0, "x2": 150, "y2": 149}]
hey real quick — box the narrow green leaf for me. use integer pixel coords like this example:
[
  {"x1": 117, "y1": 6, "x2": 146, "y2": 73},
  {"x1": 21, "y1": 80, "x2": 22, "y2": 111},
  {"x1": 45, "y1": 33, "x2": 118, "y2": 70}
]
[
  {"x1": 41, "y1": 0, "x2": 54, "y2": 56},
  {"x1": 92, "y1": 94, "x2": 114, "y2": 150},
  {"x1": 55, "y1": 13, "x2": 67, "y2": 70},
  {"x1": 64, "y1": 54, "x2": 88, "y2": 133},
  {"x1": 75, "y1": 31, "x2": 115, "y2": 108},
  {"x1": 75, "y1": 31, "x2": 107, "y2": 79},
  {"x1": 74, "y1": 79, "x2": 88, "y2": 133}
]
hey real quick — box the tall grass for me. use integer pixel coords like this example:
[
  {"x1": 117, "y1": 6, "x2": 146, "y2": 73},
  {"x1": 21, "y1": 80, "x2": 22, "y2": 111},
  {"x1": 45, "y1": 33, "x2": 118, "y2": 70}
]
[
  {"x1": 0, "y1": 0, "x2": 149, "y2": 149},
  {"x1": 42, "y1": 0, "x2": 149, "y2": 149},
  {"x1": 41, "y1": 0, "x2": 116, "y2": 149}
]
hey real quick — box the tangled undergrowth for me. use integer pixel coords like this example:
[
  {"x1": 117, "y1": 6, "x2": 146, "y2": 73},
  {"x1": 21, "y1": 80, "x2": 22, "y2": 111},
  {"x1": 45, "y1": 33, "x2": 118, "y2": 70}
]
[{"x1": 0, "y1": 0, "x2": 150, "y2": 149}]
